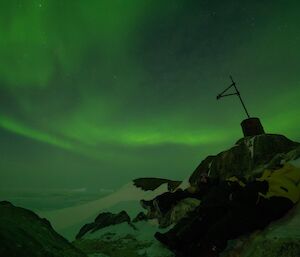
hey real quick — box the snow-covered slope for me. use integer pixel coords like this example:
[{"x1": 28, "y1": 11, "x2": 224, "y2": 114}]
[
  {"x1": 40, "y1": 182, "x2": 169, "y2": 238},
  {"x1": 74, "y1": 220, "x2": 174, "y2": 257}
]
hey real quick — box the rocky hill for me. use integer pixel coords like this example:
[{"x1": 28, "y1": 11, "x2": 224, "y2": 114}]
[
  {"x1": 189, "y1": 134, "x2": 299, "y2": 186},
  {"x1": 0, "y1": 201, "x2": 86, "y2": 257},
  {"x1": 73, "y1": 133, "x2": 300, "y2": 257}
]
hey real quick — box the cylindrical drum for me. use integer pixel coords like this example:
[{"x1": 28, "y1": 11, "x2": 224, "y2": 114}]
[{"x1": 241, "y1": 117, "x2": 265, "y2": 137}]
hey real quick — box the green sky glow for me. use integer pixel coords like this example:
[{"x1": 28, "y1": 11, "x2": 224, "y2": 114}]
[{"x1": 0, "y1": 0, "x2": 299, "y2": 189}]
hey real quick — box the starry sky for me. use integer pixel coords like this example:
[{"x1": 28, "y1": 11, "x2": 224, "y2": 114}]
[{"x1": 0, "y1": 0, "x2": 299, "y2": 190}]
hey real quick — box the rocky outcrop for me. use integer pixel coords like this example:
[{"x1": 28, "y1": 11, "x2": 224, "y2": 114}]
[
  {"x1": 76, "y1": 211, "x2": 131, "y2": 239},
  {"x1": 0, "y1": 201, "x2": 86, "y2": 257},
  {"x1": 159, "y1": 198, "x2": 201, "y2": 228},
  {"x1": 140, "y1": 190, "x2": 201, "y2": 228},
  {"x1": 189, "y1": 134, "x2": 299, "y2": 186},
  {"x1": 133, "y1": 178, "x2": 181, "y2": 192},
  {"x1": 72, "y1": 133, "x2": 300, "y2": 257}
]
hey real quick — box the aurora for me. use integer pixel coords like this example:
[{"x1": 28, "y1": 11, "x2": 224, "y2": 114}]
[{"x1": 0, "y1": 0, "x2": 299, "y2": 190}]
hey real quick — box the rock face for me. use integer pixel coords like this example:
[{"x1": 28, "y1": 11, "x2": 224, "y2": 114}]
[
  {"x1": 76, "y1": 211, "x2": 131, "y2": 239},
  {"x1": 133, "y1": 178, "x2": 181, "y2": 192},
  {"x1": 189, "y1": 134, "x2": 299, "y2": 186},
  {"x1": 140, "y1": 190, "x2": 201, "y2": 228},
  {"x1": 0, "y1": 201, "x2": 86, "y2": 257},
  {"x1": 159, "y1": 198, "x2": 201, "y2": 228}
]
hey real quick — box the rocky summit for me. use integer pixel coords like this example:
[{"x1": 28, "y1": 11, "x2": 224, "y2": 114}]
[
  {"x1": 0, "y1": 201, "x2": 86, "y2": 257},
  {"x1": 189, "y1": 134, "x2": 299, "y2": 186},
  {"x1": 73, "y1": 133, "x2": 300, "y2": 257}
]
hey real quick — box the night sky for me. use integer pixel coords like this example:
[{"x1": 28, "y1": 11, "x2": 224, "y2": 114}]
[{"x1": 1, "y1": 1, "x2": 299, "y2": 190}]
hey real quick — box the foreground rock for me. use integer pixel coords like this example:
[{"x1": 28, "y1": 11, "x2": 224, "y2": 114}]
[
  {"x1": 0, "y1": 201, "x2": 86, "y2": 257},
  {"x1": 222, "y1": 201, "x2": 300, "y2": 257},
  {"x1": 159, "y1": 197, "x2": 200, "y2": 228}
]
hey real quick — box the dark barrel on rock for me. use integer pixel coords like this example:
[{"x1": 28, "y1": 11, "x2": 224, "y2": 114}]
[{"x1": 241, "y1": 117, "x2": 265, "y2": 137}]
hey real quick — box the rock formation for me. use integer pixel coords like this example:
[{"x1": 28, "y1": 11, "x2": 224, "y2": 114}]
[
  {"x1": 0, "y1": 201, "x2": 86, "y2": 257},
  {"x1": 189, "y1": 134, "x2": 299, "y2": 186},
  {"x1": 133, "y1": 178, "x2": 181, "y2": 192},
  {"x1": 76, "y1": 211, "x2": 131, "y2": 239},
  {"x1": 73, "y1": 133, "x2": 300, "y2": 257}
]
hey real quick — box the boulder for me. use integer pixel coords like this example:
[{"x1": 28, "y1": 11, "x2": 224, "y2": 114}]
[{"x1": 0, "y1": 201, "x2": 86, "y2": 257}]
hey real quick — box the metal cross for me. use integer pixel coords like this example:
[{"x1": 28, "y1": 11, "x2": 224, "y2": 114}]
[{"x1": 216, "y1": 76, "x2": 250, "y2": 119}]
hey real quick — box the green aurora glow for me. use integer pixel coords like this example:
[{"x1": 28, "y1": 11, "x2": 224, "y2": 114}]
[{"x1": 0, "y1": 1, "x2": 299, "y2": 189}]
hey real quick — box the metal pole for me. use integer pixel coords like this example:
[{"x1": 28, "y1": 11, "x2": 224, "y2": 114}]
[{"x1": 230, "y1": 76, "x2": 250, "y2": 118}]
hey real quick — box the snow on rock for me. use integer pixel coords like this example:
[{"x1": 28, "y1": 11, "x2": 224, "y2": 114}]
[
  {"x1": 207, "y1": 161, "x2": 213, "y2": 176},
  {"x1": 245, "y1": 136, "x2": 255, "y2": 159},
  {"x1": 40, "y1": 182, "x2": 169, "y2": 237},
  {"x1": 76, "y1": 220, "x2": 174, "y2": 257}
]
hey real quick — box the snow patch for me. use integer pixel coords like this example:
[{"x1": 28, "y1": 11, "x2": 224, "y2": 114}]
[
  {"x1": 245, "y1": 136, "x2": 255, "y2": 159},
  {"x1": 207, "y1": 161, "x2": 213, "y2": 177},
  {"x1": 83, "y1": 220, "x2": 174, "y2": 257}
]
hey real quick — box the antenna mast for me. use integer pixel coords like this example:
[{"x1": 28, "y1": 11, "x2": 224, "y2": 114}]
[{"x1": 217, "y1": 76, "x2": 250, "y2": 118}]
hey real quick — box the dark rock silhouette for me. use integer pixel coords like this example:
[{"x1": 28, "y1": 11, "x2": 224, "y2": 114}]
[
  {"x1": 0, "y1": 201, "x2": 86, "y2": 257},
  {"x1": 133, "y1": 178, "x2": 181, "y2": 191},
  {"x1": 189, "y1": 134, "x2": 299, "y2": 186},
  {"x1": 76, "y1": 211, "x2": 131, "y2": 240}
]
